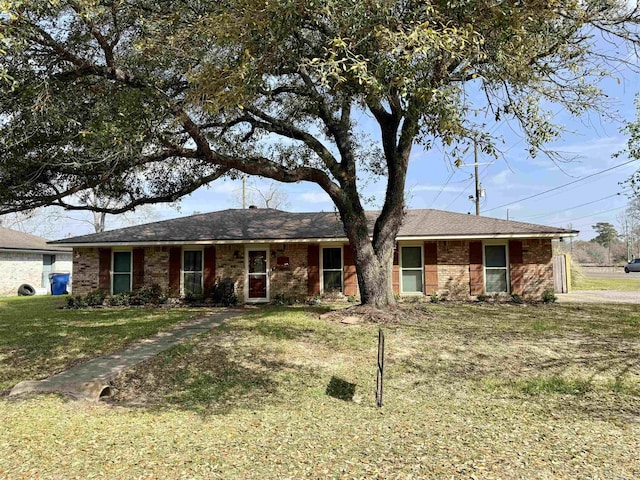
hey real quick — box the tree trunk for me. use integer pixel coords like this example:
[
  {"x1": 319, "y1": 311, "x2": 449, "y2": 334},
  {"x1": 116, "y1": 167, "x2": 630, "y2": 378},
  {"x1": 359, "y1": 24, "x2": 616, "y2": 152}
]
[
  {"x1": 337, "y1": 191, "x2": 403, "y2": 308},
  {"x1": 355, "y1": 240, "x2": 396, "y2": 308}
]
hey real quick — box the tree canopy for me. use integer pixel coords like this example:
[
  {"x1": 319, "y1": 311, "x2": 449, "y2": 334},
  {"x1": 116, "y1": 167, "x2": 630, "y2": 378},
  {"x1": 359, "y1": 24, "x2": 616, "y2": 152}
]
[
  {"x1": 592, "y1": 222, "x2": 619, "y2": 248},
  {"x1": 1, "y1": 0, "x2": 639, "y2": 305}
]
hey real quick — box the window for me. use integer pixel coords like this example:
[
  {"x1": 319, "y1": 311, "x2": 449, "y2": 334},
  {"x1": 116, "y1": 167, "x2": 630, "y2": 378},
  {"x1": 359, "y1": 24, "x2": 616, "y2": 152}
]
[
  {"x1": 322, "y1": 247, "x2": 342, "y2": 293},
  {"x1": 401, "y1": 246, "x2": 423, "y2": 293},
  {"x1": 112, "y1": 251, "x2": 132, "y2": 294},
  {"x1": 183, "y1": 250, "x2": 203, "y2": 295},
  {"x1": 485, "y1": 244, "x2": 508, "y2": 293}
]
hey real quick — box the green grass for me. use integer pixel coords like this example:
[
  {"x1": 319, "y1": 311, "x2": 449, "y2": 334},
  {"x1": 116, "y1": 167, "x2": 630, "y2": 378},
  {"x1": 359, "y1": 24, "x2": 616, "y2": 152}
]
[
  {"x1": 573, "y1": 276, "x2": 640, "y2": 291},
  {"x1": 0, "y1": 296, "x2": 215, "y2": 391},
  {"x1": 1, "y1": 301, "x2": 639, "y2": 478}
]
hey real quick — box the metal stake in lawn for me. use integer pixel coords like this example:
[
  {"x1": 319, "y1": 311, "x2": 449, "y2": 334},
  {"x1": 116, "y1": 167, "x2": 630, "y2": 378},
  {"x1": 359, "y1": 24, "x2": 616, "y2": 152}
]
[{"x1": 375, "y1": 327, "x2": 385, "y2": 407}]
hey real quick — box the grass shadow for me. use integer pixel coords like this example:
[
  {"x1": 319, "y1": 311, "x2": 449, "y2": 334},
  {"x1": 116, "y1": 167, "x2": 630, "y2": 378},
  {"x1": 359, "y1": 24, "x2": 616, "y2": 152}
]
[{"x1": 325, "y1": 376, "x2": 356, "y2": 401}]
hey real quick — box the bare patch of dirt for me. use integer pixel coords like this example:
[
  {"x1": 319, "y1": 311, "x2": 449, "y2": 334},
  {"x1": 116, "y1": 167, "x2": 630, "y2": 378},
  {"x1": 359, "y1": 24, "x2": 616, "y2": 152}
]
[{"x1": 319, "y1": 303, "x2": 435, "y2": 325}]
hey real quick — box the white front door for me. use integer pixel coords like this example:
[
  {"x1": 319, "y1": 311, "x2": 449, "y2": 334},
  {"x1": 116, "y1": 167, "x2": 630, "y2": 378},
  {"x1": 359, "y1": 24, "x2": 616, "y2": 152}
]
[{"x1": 246, "y1": 248, "x2": 269, "y2": 302}]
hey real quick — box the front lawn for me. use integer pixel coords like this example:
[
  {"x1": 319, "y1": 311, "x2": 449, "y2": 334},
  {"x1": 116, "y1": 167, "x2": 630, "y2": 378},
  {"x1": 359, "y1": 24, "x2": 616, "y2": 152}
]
[
  {"x1": 0, "y1": 296, "x2": 216, "y2": 392},
  {"x1": 1, "y1": 302, "x2": 639, "y2": 478},
  {"x1": 573, "y1": 275, "x2": 640, "y2": 291}
]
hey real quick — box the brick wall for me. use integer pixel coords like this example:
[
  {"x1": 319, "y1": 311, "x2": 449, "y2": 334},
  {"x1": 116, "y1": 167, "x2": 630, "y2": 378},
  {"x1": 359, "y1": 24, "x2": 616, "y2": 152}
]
[
  {"x1": 429, "y1": 238, "x2": 553, "y2": 299},
  {"x1": 520, "y1": 239, "x2": 553, "y2": 297},
  {"x1": 215, "y1": 244, "x2": 245, "y2": 299},
  {"x1": 436, "y1": 240, "x2": 471, "y2": 299},
  {"x1": 269, "y1": 243, "x2": 308, "y2": 300},
  {"x1": 144, "y1": 247, "x2": 170, "y2": 288},
  {"x1": 70, "y1": 239, "x2": 554, "y2": 300},
  {"x1": 72, "y1": 248, "x2": 100, "y2": 295},
  {"x1": 0, "y1": 251, "x2": 44, "y2": 295}
]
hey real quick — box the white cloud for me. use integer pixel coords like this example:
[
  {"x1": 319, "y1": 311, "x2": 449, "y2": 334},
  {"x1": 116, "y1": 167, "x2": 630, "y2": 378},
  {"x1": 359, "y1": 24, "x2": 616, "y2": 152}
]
[
  {"x1": 298, "y1": 191, "x2": 332, "y2": 204},
  {"x1": 409, "y1": 184, "x2": 465, "y2": 193},
  {"x1": 489, "y1": 170, "x2": 511, "y2": 186}
]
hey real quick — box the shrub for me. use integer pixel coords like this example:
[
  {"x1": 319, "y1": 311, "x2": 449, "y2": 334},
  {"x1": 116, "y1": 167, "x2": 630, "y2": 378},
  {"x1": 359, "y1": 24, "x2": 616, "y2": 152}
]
[
  {"x1": 66, "y1": 289, "x2": 106, "y2": 309},
  {"x1": 541, "y1": 289, "x2": 557, "y2": 304},
  {"x1": 272, "y1": 293, "x2": 290, "y2": 305},
  {"x1": 85, "y1": 289, "x2": 107, "y2": 307},
  {"x1": 66, "y1": 294, "x2": 88, "y2": 309},
  {"x1": 108, "y1": 292, "x2": 132, "y2": 306},
  {"x1": 132, "y1": 283, "x2": 167, "y2": 305},
  {"x1": 209, "y1": 279, "x2": 238, "y2": 306},
  {"x1": 476, "y1": 294, "x2": 489, "y2": 302},
  {"x1": 430, "y1": 292, "x2": 440, "y2": 303},
  {"x1": 183, "y1": 291, "x2": 205, "y2": 305}
]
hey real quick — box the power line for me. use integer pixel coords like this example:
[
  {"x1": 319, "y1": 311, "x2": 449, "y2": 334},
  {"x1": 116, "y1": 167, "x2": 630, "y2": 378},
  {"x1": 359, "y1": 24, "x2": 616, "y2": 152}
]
[
  {"x1": 547, "y1": 205, "x2": 628, "y2": 226},
  {"x1": 516, "y1": 192, "x2": 625, "y2": 221},
  {"x1": 483, "y1": 159, "x2": 639, "y2": 213},
  {"x1": 429, "y1": 170, "x2": 455, "y2": 208}
]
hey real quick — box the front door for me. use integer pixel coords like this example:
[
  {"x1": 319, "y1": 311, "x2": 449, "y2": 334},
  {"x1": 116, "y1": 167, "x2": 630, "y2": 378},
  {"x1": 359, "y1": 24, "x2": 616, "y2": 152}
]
[
  {"x1": 247, "y1": 250, "x2": 268, "y2": 301},
  {"x1": 42, "y1": 254, "x2": 55, "y2": 289}
]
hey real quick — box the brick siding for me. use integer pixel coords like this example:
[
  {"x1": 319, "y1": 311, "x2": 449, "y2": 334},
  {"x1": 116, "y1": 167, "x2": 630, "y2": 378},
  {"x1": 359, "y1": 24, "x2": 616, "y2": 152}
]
[
  {"x1": 70, "y1": 238, "x2": 555, "y2": 301},
  {"x1": 269, "y1": 243, "x2": 309, "y2": 301},
  {"x1": 520, "y1": 239, "x2": 554, "y2": 297},
  {"x1": 436, "y1": 240, "x2": 470, "y2": 299},
  {"x1": 72, "y1": 248, "x2": 100, "y2": 295},
  {"x1": 0, "y1": 251, "x2": 73, "y2": 296}
]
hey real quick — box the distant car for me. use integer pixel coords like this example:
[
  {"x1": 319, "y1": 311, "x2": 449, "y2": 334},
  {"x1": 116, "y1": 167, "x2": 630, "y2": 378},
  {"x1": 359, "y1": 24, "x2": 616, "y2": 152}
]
[{"x1": 624, "y1": 259, "x2": 640, "y2": 273}]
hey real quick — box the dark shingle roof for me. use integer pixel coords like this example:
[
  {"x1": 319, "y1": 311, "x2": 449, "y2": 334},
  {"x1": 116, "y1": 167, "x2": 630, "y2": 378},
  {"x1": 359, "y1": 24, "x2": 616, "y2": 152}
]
[
  {"x1": 50, "y1": 208, "x2": 577, "y2": 246},
  {"x1": 0, "y1": 226, "x2": 71, "y2": 252}
]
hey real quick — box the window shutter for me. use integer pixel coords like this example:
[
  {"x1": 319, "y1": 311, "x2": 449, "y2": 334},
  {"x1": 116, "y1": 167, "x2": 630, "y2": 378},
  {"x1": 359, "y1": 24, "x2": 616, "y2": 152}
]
[
  {"x1": 203, "y1": 246, "x2": 216, "y2": 295},
  {"x1": 169, "y1": 247, "x2": 181, "y2": 295},
  {"x1": 132, "y1": 248, "x2": 145, "y2": 290},
  {"x1": 343, "y1": 244, "x2": 358, "y2": 296},
  {"x1": 469, "y1": 241, "x2": 484, "y2": 295},
  {"x1": 424, "y1": 242, "x2": 438, "y2": 295},
  {"x1": 392, "y1": 244, "x2": 400, "y2": 294},
  {"x1": 509, "y1": 240, "x2": 524, "y2": 295},
  {"x1": 98, "y1": 248, "x2": 111, "y2": 291},
  {"x1": 307, "y1": 244, "x2": 320, "y2": 296}
]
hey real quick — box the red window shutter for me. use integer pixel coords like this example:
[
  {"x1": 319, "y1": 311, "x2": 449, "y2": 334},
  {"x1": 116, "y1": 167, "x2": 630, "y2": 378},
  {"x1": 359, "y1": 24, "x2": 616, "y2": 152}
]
[
  {"x1": 342, "y1": 244, "x2": 358, "y2": 296},
  {"x1": 203, "y1": 246, "x2": 216, "y2": 295},
  {"x1": 392, "y1": 244, "x2": 400, "y2": 294},
  {"x1": 424, "y1": 242, "x2": 438, "y2": 294},
  {"x1": 98, "y1": 248, "x2": 111, "y2": 291},
  {"x1": 509, "y1": 240, "x2": 523, "y2": 264},
  {"x1": 308, "y1": 244, "x2": 320, "y2": 296},
  {"x1": 469, "y1": 241, "x2": 484, "y2": 295},
  {"x1": 509, "y1": 240, "x2": 524, "y2": 295},
  {"x1": 168, "y1": 247, "x2": 182, "y2": 295},
  {"x1": 132, "y1": 248, "x2": 145, "y2": 290}
]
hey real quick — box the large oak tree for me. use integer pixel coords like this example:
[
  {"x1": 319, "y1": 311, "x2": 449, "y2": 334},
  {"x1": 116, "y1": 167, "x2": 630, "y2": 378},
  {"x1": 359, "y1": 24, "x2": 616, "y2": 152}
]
[{"x1": 1, "y1": 0, "x2": 639, "y2": 306}]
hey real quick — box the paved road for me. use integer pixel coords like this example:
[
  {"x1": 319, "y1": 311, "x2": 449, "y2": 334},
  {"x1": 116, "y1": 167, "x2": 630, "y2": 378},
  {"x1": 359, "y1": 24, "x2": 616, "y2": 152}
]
[{"x1": 585, "y1": 270, "x2": 640, "y2": 280}]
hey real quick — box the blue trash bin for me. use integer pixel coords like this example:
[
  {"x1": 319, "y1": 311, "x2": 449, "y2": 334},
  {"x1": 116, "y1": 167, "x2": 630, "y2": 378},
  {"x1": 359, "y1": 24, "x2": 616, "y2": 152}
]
[{"x1": 49, "y1": 273, "x2": 70, "y2": 295}]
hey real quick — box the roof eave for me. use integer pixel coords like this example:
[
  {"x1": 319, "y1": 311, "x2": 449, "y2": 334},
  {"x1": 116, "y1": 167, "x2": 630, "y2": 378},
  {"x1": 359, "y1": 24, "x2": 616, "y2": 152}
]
[
  {"x1": 396, "y1": 232, "x2": 578, "y2": 240},
  {"x1": 0, "y1": 247, "x2": 73, "y2": 254},
  {"x1": 54, "y1": 231, "x2": 576, "y2": 248}
]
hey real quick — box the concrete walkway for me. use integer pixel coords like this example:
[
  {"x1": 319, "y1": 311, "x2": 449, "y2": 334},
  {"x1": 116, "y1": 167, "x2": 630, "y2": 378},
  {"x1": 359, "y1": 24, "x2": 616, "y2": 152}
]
[{"x1": 9, "y1": 308, "x2": 243, "y2": 402}]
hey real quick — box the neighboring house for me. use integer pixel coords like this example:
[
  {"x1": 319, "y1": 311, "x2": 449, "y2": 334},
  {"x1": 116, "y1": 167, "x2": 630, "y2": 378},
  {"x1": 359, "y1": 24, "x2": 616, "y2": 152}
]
[
  {"x1": 50, "y1": 208, "x2": 577, "y2": 302},
  {"x1": 0, "y1": 227, "x2": 73, "y2": 296}
]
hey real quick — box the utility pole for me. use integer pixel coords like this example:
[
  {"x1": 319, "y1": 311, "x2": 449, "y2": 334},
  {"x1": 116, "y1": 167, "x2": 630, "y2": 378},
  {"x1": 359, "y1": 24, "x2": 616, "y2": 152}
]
[
  {"x1": 242, "y1": 176, "x2": 246, "y2": 209},
  {"x1": 461, "y1": 139, "x2": 491, "y2": 216},
  {"x1": 474, "y1": 139, "x2": 480, "y2": 216}
]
